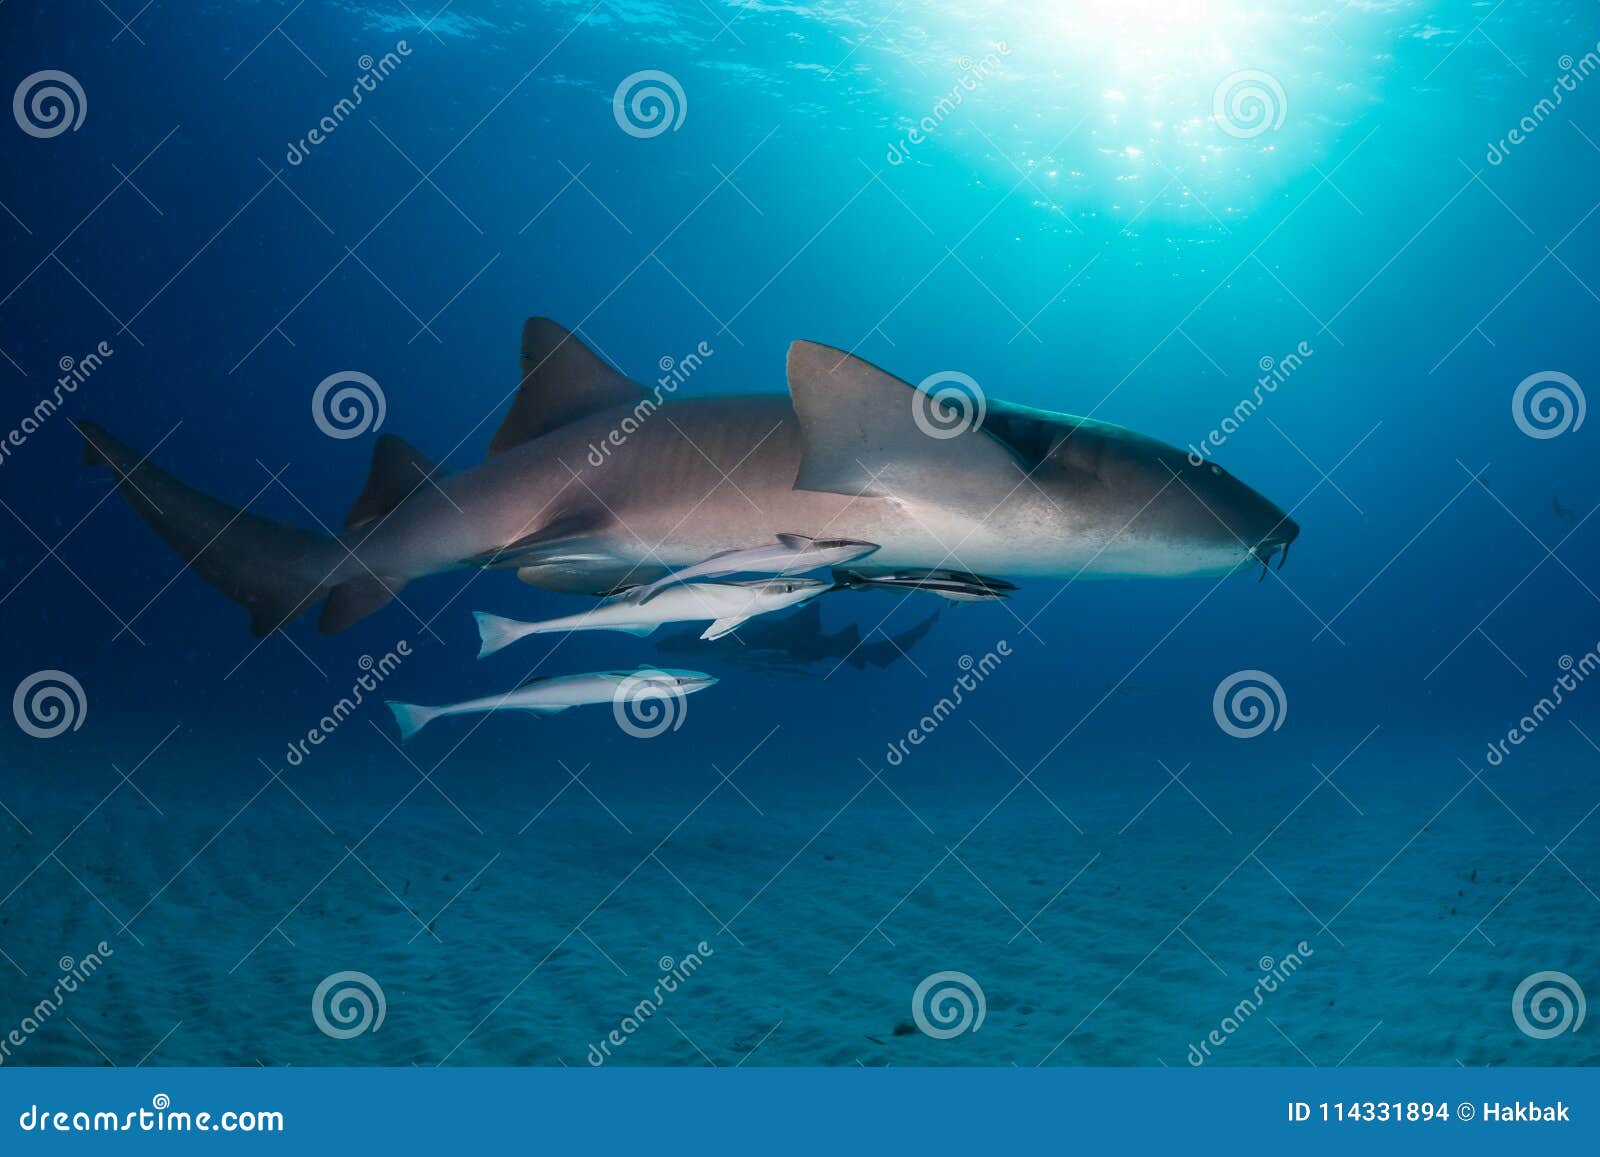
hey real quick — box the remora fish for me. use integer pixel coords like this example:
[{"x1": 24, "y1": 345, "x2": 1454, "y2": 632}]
[
  {"x1": 385, "y1": 667, "x2": 716, "y2": 740},
  {"x1": 832, "y1": 567, "x2": 1016, "y2": 604},
  {"x1": 473, "y1": 576, "x2": 831, "y2": 657},
  {"x1": 79, "y1": 317, "x2": 1299, "y2": 637},
  {"x1": 630, "y1": 533, "x2": 877, "y2": 604}
]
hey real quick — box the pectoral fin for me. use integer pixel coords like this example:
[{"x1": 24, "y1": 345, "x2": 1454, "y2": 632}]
[
  {"x1": 319, "y1": 574, "x2": 409, "y2": 634},
  {"x1": 462, "y1": 511, "x2": 614, "y2": 569},
  {"x1": 515, "y1": 560, "x2": 671, "y2": 596},
  {"x1": 702, "y1": 615, "x2": 752, "y2": 641}
]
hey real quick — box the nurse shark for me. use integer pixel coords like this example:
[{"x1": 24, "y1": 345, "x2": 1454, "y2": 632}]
[{"x1": 78, "y1": 317, "x2": 1299, "y2": 636}]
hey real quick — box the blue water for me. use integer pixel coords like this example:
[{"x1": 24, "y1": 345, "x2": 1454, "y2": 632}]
[{"x1": 1, "y1": 0, "x2": 1597, "y2": 1067}]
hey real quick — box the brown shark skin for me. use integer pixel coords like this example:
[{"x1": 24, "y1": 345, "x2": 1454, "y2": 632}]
[{"x1": 82, "y1": 331, "x2": 1298, "y2": 634}]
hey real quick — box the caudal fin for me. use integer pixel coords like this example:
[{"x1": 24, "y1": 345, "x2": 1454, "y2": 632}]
[
  {"x1": 473, "y1": 611, "x2": 530, "y2": 658},
  {"x1": 78, "y1": 421, "x2": 340, "y2": 636},
  {"x1": 386, "y1": 700, "x2": 441, "y2": 741}
]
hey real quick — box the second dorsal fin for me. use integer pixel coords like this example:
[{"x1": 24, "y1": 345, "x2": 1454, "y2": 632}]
[
  {"x1": 488, "y1": 318, "x2": 649, "y2": 456},
  {"x1": 344, "y1": 434, "x2": 442, "y2": 532}
]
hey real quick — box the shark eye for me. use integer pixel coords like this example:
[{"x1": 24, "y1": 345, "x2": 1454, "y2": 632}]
[{"x1": 1209, "y1": 464, "x2": 1224, "y2": 477}]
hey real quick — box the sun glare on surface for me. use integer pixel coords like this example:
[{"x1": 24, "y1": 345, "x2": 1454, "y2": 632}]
[{"x1": 893, "y1": 0, "x2": 1377, "y2": 223}]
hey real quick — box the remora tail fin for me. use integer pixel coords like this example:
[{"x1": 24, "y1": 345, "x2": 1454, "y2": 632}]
[
  {"x1": 78, "y1": 421, "x2": 340, "y2": 636},
  {"x1": 474, "y1": 611, "x2": 530, "y2": 658},
  {"x1": 386, "y1": 700, "x2": 441, "y2": 741}
]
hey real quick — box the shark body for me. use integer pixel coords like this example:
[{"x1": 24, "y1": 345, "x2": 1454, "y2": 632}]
[{"x1": 81, "y1": 318, "x2": 1299, "y2": 636}]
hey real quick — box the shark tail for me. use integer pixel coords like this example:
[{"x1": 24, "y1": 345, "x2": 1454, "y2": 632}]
[
  {"x1": 386, "y1": 700, "x2": 442, "y2": 742},
  {"x1": 473, "y1": 611, "x2": 531, "y2": 658},
  {"x1": 78, "y1": 421, "x2": 343, "y2": 637}
]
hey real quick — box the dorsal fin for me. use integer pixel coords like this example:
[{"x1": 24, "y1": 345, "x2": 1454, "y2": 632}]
[
  {"x1": 344, "y1": 434, "x2": 442, "y2": 532},
  {"x1": 784, "y1": 341, "x2": 1095, "y2": 503},
  {"x1": 785, "y1": 340, "x2": 1022, "y2": 500},
  {"x1": 488, "y1": 318, "x2": 649, "y2": 456}
]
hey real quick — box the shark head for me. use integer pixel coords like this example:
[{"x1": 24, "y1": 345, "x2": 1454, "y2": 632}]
[
  {"x1": 783, "y1": 341, "x2": 1299, "y2": 581},
  {"x1": 1041, "y1": 417, "x2": 1300, "y2": 577}
]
